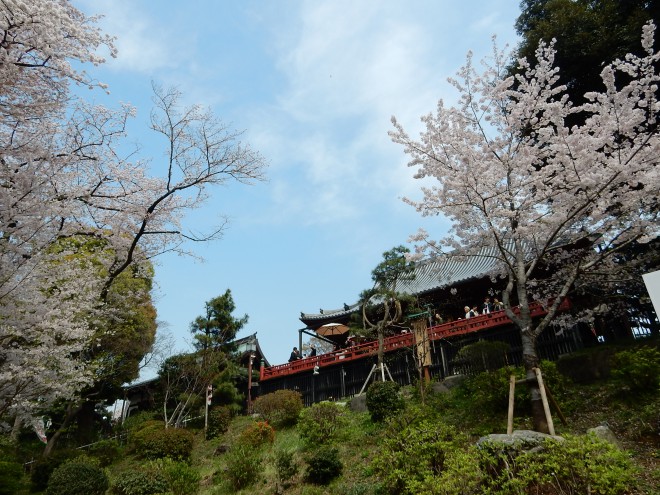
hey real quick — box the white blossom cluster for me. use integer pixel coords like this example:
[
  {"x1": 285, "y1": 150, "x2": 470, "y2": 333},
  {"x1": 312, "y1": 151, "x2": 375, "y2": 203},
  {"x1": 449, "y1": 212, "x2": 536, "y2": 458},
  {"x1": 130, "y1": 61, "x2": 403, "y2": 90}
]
[
  {"x1": 392, "y1": 24, "x2": 660, "y2": 363},
  {"x1": 0, "y1": 1, "x2": 266, "y2": 422}
]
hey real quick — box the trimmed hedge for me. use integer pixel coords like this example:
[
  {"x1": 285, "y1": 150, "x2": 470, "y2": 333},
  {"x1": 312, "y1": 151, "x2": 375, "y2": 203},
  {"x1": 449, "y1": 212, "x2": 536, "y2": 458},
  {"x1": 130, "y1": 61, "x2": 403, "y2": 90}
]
[
  {"x1": 46, "y1": 457, "x2": 109, "y2": 495},
  {"x1": 133, "y1": 426, "x2": 195, "y2": 461}
]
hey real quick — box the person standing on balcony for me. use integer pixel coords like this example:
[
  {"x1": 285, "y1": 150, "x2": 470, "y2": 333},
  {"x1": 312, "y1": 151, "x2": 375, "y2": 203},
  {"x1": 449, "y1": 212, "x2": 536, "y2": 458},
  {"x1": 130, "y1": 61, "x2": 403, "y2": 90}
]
[{"x1": 288, "y1": 347, "x2": 301, "y2": 362}]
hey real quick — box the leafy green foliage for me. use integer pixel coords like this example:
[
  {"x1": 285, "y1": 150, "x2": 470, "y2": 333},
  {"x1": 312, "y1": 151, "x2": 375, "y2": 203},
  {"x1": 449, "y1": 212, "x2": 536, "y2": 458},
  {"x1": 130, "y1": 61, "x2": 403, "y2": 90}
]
[
  {"x1": 297, "y1": 401, "x2": 347, "y2": 445},
  {"x1": 46, "y1": 457, "x2": 109, "y2": 495},
  {"x1": 273, "y1": 447, "x2": 298, "y2": 487},
  {"x1": 223, "y1": 444, "x2": 263, "y2": 490},
  {"x1": 515, "y1": 0, "x2": 660, "y2": 110},
  {"x1": 111, "y1": 469, "x2": 169, "y2": 495},
  {"x1": 87, "y1": 438, "x2": 122, "y2": 467},
  {"x1": 206, "y1": 405, "x2": 232, "y2": 439},
  {"x1": 454, "y1": 340, "x2": 510, "y2": 373},
  {"x1": 149, "y1": 458, "x2": 201, "y2": 495},
  {"x1": 372, "y1": 418, "x2": 461, "y2": 494},
  {"x1": 133, "y1": 426, "x2": 195, "y2": 461},
  {"x1": 190, "y1": 289, "x2": 247, "y2": 351},
  {"x1": 238, "y1": 420, "x2": 275, "y2": 447},
  {"x1": 366, "y1": 381, "x2": 404, "y2": 422},
  {"x1": 30, "y1": 449, "x2": 82, "y2": 491},
  {"x1": 611, "y1": 346, "x2": 660, "y2": 394},
  {"x1": 478, "y1": 434, "x2": 637, "y2": 495},
  {"x1": 252, "y1": 389, "x2": 303, "y2": 427},
  {"x1": 0, "y1": 460, "x2": 24, "y2": 495},
  {"x1": 304, "y1": 445, "x2": 343, "y2": 485}
]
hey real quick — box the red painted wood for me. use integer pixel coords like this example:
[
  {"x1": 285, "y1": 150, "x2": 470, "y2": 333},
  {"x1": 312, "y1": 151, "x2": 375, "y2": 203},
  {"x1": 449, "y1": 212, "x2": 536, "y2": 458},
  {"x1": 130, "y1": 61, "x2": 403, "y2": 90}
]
[{"x1": 260, "y1": 300, "x2": 570, "y2": 381}]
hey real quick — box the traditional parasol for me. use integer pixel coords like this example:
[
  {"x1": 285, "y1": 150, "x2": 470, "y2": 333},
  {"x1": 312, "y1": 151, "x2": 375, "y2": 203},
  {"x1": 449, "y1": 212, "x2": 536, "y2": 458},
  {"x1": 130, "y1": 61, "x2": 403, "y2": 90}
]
[{"x1": 315, "y1": 322, "x2": 350, "y2": 338}]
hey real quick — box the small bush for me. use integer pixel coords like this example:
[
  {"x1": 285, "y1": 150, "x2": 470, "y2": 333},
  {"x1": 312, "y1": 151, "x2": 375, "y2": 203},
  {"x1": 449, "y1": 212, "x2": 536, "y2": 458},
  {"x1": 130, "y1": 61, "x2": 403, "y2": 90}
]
[
  {"x1": 224, "y1": 444, "x2": 263, "y2": 490},
  {"x1": 253, "y1": 389, "x2": 303, "y2": 427},
  {"x1": 121, "y1": 411, "x2": 160, "y2": 434},
  {"x1": 206, "y1": 405, "x2": 232, "y2": 439},
  {"x1": 305, "y1": 445, "x2": 343, "y2": 485},
  {"x1": 30, "y1": 449, "x2": 82, "y2": 491},
  {"x1": 134, "y1": 426, "x2": 195, "y2": 461},
  {"x1": 454, "y1": 340, "x2": 510, "y2": 373},
  {"x1": 129, "y1": 420, "x2": 166, "y2": 453},
  {"x1": 478, "y1": 433, "x2": 637, "y2": 495},
  {"x1": 298, "y1": 402, "x2": 347, "y2": 445},
  {"x1": 366, "y1": 381, "x2": 404, "y2": 422},
  {"x1": 238, "y1": 420, "x2": 275, "y2": 447},
  {"x1": 88, "y1": 438, "x2": 122, "y2": 467},
  {"x1": 611, "y1": 346, "x2": 660, "y2": 394},
  {"x1": 112, "y1": 469, "x2": 169, "y2": 495},
  {"x1": 150, "y1": 457, "x2": 201, "y2": 495},
  {"x1": 0, "y1": 460, "x2": 24, "y2": 495},
  {"x1": 372, "y1": 418, "x2": 460, "y2": 494},
  {"x1": 46, "y1": 457, "x2": 109, "y2": 495},
  {"x1": 274, "y1": 448, "x2": 298, "y2": 486}
]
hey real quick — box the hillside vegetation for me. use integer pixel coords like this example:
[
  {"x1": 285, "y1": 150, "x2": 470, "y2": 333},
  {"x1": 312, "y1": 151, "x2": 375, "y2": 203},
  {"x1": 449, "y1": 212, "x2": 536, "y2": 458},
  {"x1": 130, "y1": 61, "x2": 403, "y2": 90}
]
[{"x1": 2, "y1": 342, "x2": 658, "y2": 495}]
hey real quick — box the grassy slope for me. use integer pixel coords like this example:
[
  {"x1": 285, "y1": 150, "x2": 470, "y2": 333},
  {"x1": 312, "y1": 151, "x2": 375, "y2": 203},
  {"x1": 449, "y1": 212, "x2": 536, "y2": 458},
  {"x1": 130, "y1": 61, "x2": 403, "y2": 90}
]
[{"x1": 105, "y1": 368, "x2": 658, "y2": 495}]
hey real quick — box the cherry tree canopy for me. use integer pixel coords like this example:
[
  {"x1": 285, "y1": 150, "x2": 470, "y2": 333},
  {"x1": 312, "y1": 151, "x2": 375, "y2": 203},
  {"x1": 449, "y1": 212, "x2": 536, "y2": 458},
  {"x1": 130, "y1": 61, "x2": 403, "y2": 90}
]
[
  {"x1": 391, "y1": 24, "x2": 660, "y2": 431},
  {"x1": 0, "y1": 0, "x2": 266, "y2": 422}
]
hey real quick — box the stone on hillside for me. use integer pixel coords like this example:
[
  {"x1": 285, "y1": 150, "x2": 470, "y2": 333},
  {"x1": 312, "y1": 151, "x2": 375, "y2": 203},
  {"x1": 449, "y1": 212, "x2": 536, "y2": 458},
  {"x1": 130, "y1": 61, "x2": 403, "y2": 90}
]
[
  {"x1": 349, "y1": 393, "x2": 368, "y2": 413},
  {"x1": 587, "y1": 425, "x2": 622, "y2": 449},
  {"x1": 477, "y1": 430, "x2": 564, "y2": 454},
  {"x1": 431, "y1": 374, "x2": 466, "y2": 394}
]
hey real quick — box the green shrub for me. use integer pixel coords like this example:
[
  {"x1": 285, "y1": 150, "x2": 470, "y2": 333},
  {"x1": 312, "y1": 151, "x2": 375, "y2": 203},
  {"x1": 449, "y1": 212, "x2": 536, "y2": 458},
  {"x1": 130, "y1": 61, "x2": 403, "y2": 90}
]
[
  {"x1": 304, "y1": 445, "x2": 343, "y2": 485},
  {"x1": 46, "y1": 457, "x2": 109, "y2": 495},
  {"x1": 88, "y1": 438, "x2": 122, "y2": 467},
  {"x1": 372, "y1": 419, "x2": 460, "y2": 494},
  {"x1": 112, "y1": 469, "x2": 169, "y2": 495},
  {"x1": 0, "y1": 460, "x2": 24, "y2": 495},
  {"x1": 459, "y1": 365, "x2": 517, "y2": 413},
  {"x1": 129, "y1": 420, "x2": 166, "y2": 453},
  {"x1": 224, "y1": 444, "x2": 263, "y2": 490},
  {"x1": 238, "y1": 420, "x2": 275, "y2": 447},
  {"x1": 454, "y1": 340, "x2": 510, "y2": 373},
  {"x1": 121, "y1": 411, "x2": 160, "y2": 434},
  {"x1": 274, "y1": 447, "x2": 298, "y2": 487},
  {"x1": 206, "y1": 405, "x2": 232, "y2": 439},
  {"x1": 252, "y1": 389, "x2": 303, "y2": 427},
  {"x1": 366, "y1": 381, "x2": 404, "y2": 422},
  {"x1": 134, "y1": 426, "x2": 195, "y2": 461},
  {"x1": 611, "y1": 346, "x2": 660, "y2": 394},
  {"x1": 30, "y1": 449, "x2": 82, "y2": 491},
  {"x1": 479, "y1": 433, "x2": 637, "y2": 495},
  {"x1": 298, "y1": 402, "x2": 347, "y2": 445},
  {"x1": 150, "y1": 457, "x2": 201, "y2": 495}
]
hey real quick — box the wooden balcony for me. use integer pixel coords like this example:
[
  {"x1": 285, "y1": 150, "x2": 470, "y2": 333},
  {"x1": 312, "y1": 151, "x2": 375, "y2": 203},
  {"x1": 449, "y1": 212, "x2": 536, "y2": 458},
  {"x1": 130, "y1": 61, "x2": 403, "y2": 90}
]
[{"x1": 260, "y1": 300, "x2": 570, "y2": 381}]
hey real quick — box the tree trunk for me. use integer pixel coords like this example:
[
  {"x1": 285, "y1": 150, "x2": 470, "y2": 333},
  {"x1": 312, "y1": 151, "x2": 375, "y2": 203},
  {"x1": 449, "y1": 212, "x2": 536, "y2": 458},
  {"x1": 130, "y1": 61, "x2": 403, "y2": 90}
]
[
  {"x1": 520, "y1": 330, "x2": 549, "y2": 433},
  {"x1": 44, "y1": 402, "x2": 84, "y2": 456},
  {"x1": 377, "y1": 322, "x2": 385, "y2": 376}
]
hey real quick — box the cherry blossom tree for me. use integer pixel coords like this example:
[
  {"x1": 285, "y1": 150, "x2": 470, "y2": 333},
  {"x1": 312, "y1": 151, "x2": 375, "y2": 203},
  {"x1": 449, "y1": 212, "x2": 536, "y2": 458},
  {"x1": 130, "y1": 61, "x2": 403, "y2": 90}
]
[
  {"x1": 0, "y1": 0, "x2": 266, "y2": 428},
  {"x1": 391, "y1": 26, "x2": 660, "y2": 432}
]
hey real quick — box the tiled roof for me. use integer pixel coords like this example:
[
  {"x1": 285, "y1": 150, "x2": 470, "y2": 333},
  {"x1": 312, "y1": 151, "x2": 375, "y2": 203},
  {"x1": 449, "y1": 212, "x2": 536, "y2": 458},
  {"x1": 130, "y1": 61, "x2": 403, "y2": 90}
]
[
  {"x1": 300, "y1": 303, "x2": 361, "y2": 322},
  {"x1": 301, "y1": 252, "x2": 502, "y2": 321},
  {"x1": 397, "y1": 253, "x2": 501, "y2": 295}
]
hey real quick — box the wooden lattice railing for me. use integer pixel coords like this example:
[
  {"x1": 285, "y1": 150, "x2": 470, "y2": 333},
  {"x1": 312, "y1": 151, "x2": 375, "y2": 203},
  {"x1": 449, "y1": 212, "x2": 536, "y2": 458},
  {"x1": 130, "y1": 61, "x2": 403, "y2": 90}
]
[{"x1": 260, "y1": 299, "x2": 570, "y2": 381}]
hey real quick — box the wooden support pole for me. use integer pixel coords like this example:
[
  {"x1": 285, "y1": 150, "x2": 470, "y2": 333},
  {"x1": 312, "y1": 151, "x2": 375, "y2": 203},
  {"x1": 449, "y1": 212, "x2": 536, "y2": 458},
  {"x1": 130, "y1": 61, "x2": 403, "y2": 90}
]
[
  {"x1": 533, "y1": 367, "x2": 555, "y2": 436},
  {"x1": 544, "y1": 384, "x2": 568, "y2": 426},
  {"x1": 507, "y1": 375, "x2": 516, "y2": 435}
]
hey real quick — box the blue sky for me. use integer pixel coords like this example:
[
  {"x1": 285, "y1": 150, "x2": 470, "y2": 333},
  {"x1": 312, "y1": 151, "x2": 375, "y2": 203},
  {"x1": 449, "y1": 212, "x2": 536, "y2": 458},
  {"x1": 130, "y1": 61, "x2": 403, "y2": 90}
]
[{"x1": 75, "y1": 0, "x2": 521, "y2": 368}]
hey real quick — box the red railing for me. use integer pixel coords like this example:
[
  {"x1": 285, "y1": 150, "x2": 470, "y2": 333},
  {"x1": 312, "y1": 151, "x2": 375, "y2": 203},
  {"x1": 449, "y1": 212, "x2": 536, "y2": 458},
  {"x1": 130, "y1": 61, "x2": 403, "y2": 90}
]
[{"x1": 260, "y1": 300, "x2": 570, "y2": 381}]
